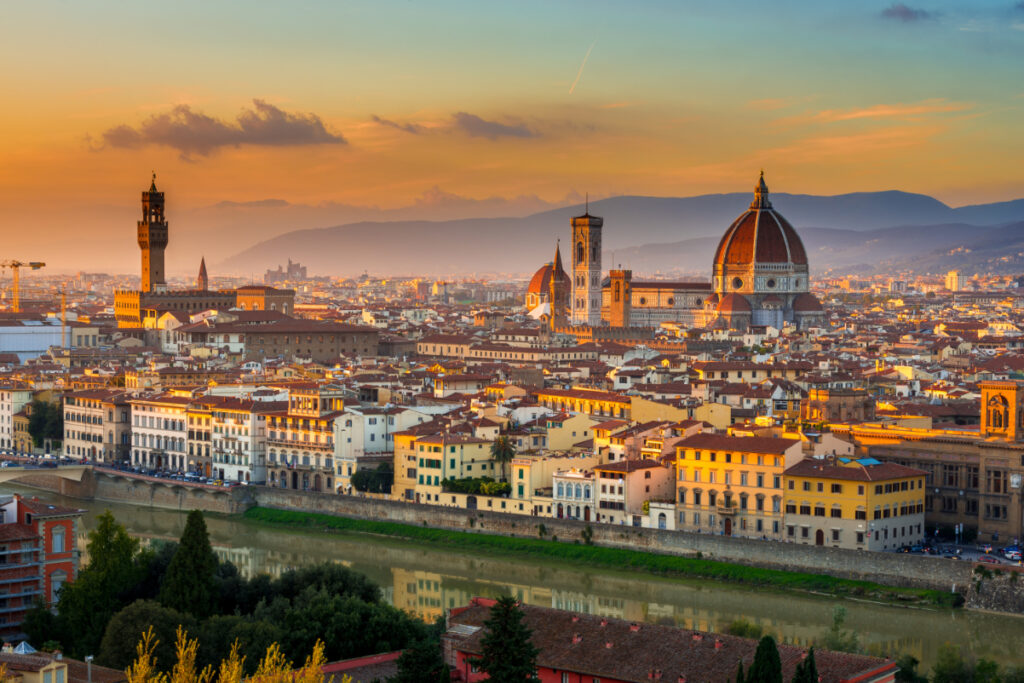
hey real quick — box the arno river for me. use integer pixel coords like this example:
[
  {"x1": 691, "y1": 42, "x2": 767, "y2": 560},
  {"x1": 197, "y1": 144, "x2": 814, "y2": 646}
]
[{"x1": 12, "y1": 487, "x2": 1024, "y2": 670}]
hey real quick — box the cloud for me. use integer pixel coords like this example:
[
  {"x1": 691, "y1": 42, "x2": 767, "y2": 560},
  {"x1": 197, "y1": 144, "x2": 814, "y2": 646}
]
[
  {"x1": 100, "y1": 99, "x2": 345, "y2": 157},
  {"x1": 813, "y1": 99, "x2": 972, "y2": 122},
  {"x1": 1012, "y1": 22, "x2": 1024, "y2": 30},
  {"x1": 1017, "y1": 1, "x2": 1024, "y2": 10},
  {"x1": 371, "y1": 115, "x2": 424, "y2": 134},
  {"x1": 451, "y1": 112, "x2": 536, "y2": 139},
  {"x1": 880, "y1": 3, "x2": 934, "y2": 21}
]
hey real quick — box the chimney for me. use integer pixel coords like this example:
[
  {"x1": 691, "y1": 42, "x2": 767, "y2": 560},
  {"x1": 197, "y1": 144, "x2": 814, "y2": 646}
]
[
  {"x1": 571, "y1": 615, "x2": 580, "y2": 623},
  {"x1": 605, "y1": 642, "x2": 613, "y2": 649},
  {"x1": 600, "y1": 618, "x2": 608, "y2": 627},
  {"x1": 714, "y1": 639, "x2": 723, "y2": 650},
  {"x1": 571, "y1": 633, "x2": 582, "y2": 644},
  {"x1": 629, "y1": 623, "x2": 641, "y2": 632}
]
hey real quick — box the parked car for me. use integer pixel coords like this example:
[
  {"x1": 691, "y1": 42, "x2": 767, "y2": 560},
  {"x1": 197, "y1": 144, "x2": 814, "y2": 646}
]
[
  {"x1": 978, "y1": 555, "x2": 1000, "y2": 564},
  {"x1": 1004, "y1": 550, "x2": 1022, "y2": 561},
  {"x1": 980, "y1": 544, "x2": 994, "y2": 554}
]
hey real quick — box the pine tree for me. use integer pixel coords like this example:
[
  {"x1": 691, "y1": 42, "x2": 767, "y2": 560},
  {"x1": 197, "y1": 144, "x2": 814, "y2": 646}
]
[
  {"x1": 791, "y1": 648, "x2": 818, "y2": 683},
  {"x1": 391, "y1": 637, "x2": 449, "y2": 683},
  {"x1": 474, "y1": 596, "x2": 540, "y2": 683},
  {"x1": 746, "y1": 635, "x2": 783, "y2": 683},
  {"x1": 159, "y1": 510, "x2": 219, "y2": 618}
]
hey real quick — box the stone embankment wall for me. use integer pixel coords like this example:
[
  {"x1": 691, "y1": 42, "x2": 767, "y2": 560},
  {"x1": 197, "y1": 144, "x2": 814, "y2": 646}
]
[
  {"x1": 253, "y1": 488, "x2": 974, "y2": 593},
  {"x1": 965, "y1": 568, "x2": 1024, "y2": 612},
  {"x1": 13, "y1": 469, "x2": 247, "y2": 515},
  {"x1": 11, "y1": 470, "x2": 980, "y2": 596}
]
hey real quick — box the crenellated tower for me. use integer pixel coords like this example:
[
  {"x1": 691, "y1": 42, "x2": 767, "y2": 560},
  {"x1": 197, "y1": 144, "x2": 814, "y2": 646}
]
[{"x1": 138, "y1": 173, "x2": 169, "y2": 292}]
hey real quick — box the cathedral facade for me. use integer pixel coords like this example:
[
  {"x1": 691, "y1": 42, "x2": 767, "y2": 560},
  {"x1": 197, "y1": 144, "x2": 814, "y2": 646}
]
[{"x1": 524, "y1": 174, "x2": 824, "y2": 331}]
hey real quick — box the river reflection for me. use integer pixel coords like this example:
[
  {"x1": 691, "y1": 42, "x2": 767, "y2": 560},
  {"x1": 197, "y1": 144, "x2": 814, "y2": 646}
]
[{"x1": 14, "y1": 488, "x2": 1024, "y2": 670}]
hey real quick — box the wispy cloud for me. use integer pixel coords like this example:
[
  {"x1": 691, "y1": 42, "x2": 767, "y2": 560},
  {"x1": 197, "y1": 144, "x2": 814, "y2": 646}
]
[
  {"x1": 818, "y1": 100, "x2": 972, "y2": 121},
  {"x1": 99, "y1": 99, "x2": 345, "y2": 158},
  {"x1": 371, "y1": 115, "x2": 424, "y2": 134},
  {"x1": 569, "y1": 41, "x2": 596, "y2": 95},
  {"x1": 451, "y1": 112, "x2": 536, "y2": 139},
  {"x1": 880, "y1": 3, "x2": 935, "y2": 21},
  {"x1": 599, "y1": 102, "x2": 632, "y2": 109}
]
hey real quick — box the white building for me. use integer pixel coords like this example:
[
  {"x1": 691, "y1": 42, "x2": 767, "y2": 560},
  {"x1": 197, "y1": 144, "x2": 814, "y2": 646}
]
[
  {"x1": 0, "y1": 386, "x2": 32, "y2": 451},
  {"x1": 334, "y1": 405, "x2": 431, "y2": 491},
  {"x1": 130, "y1": 395, "x2": 191, "y2": 472},
  {"x1": 210, "y1": 399, "x2": 280, "y2": 483},
  {"x1": 552, "y1": 468, "x2": 596, "y2": 522},
  {"x1": 62, "y1": 389, "x2": 131, "y2": 463}
]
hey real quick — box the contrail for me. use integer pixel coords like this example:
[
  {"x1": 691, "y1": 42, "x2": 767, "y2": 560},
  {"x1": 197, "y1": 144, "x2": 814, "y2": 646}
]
[{"x1": 569, "y1": 41, "x2": 596, "y2": 95}]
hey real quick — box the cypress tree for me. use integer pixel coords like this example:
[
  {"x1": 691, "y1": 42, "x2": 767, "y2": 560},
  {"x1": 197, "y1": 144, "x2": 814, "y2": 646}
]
[
  {"x1": 158, "y1": 510, "x2": 219, "y2": 618},
  {"x1": 746, "y1": 635, "x2": 783, "y2": 683},
  {"x1": 791, "y1": 648, "x2": 818, "y2": 683},
  {"x1": 474, "y1": 596, "x2": 540, "y2": 683},
  {"x1": 736, "y1": 659, "x2": 746, "y2": 683}
]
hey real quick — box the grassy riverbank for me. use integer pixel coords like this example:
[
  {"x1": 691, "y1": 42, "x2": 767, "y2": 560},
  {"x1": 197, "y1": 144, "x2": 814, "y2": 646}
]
[{"x1": 243, "y1": 506, "x2": 961, "y2": 608}]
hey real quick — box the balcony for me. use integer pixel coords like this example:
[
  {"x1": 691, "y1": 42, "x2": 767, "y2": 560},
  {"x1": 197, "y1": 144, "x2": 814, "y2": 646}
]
[{"x1": 717, "y1": 504, "x2": 737, "y2": 516}]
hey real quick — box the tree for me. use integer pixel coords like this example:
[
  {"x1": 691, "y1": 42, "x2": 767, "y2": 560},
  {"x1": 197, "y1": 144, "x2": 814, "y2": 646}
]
[
  {"x1": 98, "y1": 600, "x2": 196, "y2": 670},
  {"x1": 391, "y1": 637, "x2": 449, "y2": 683},
  {"x1": 473, "y1": 596, "x2": 539, "y2": 683},
  {"x1": 894, "y1": 654, "x2": 927, "y2": 683},
  {"x1": 27, "y1": 399, "x2": 62, "y2": 449},
  {"x1": 159, "y1": 510, "x2": 219, "y2": 618},
  {"x1": 791, "y1": 648, "x2": 817, "y2": 683},
  {"x1": 490, "y1": 436, "x2": 516, "y2": 482},
  {"x1": 745, "y1": 635, "x2": 782, "y2": 683},
  {"x1": 351, "y1": 463, "x2": 393, "y2": 494},
  {"x1": 735, "y1": 660, "x2": 745, "y2": 683}
]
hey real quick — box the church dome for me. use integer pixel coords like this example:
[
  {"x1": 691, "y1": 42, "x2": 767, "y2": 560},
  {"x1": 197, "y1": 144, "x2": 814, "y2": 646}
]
[
  {"x1": 713, "y1": 174, "x2": 808, "y2": 267},
  {"x1": 527, "y1": 261, "x2": 569, "y2": 297}
]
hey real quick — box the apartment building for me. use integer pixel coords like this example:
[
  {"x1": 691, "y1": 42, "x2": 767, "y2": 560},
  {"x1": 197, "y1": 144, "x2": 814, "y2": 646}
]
[
  {"x1": 266, "y1": 385, "x2": 345, "y2": 492},
  {"x1": 129, "y1": 395, "x2": 191, "y2": 471},
  {"x1": 62, "y1": 389, "x2": 131, "y2": 463}
]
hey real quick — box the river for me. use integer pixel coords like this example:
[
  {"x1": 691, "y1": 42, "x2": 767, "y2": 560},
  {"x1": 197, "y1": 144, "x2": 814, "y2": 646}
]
[{"x1": 11, "y1": 487, "x2": 1024, "y2": 671}]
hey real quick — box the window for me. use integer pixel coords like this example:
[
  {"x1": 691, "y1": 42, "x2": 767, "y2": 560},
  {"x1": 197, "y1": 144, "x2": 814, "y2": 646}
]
[
  {"x1": 51, "y1": 527, "x2": 65, "y2": 553},
  {"x1": 831, "y1": 484, "x2": 842, "y2": 494}
]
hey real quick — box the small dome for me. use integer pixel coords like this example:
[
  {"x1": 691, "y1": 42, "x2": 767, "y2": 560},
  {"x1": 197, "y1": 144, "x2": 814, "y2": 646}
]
[
  {"x1": 706, "y1": 293, "x2": 720, "y2": 306},
  {"x1": 762, "y1": 294, "x2": 783, "y2": 306},
  {"x1": 717, "y1": 293, "x2": 752, "y2": 313},
  {"x1": 793, "y1": 292, "x2": 824, "y2": 312},
  {"x1": 713, "y1": 174, "x2": 808, "y2": 267}
]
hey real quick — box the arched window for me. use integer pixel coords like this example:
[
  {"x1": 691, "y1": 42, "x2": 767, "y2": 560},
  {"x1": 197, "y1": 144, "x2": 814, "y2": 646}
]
[
  {"x1": 557, "y1": 482, "x2": 564, "y2": 497},
  {"x1": 576, "y1": 242, "x2": 585, "y2": 263},
  {"x1": 584, "y1": 485, "x2": 591, "y2": 500},
  {"x1": 613, "y1": 282, "x2": 621, "y2": 303},
  {"x1": 575, "y1": 483, "x2": 582, "y2": 499}
]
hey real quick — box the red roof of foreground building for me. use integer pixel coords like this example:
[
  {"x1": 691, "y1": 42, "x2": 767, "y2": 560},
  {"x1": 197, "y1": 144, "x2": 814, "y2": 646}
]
[{"x1": 446, "y1": 598, "x2": 896, "y2": 683}]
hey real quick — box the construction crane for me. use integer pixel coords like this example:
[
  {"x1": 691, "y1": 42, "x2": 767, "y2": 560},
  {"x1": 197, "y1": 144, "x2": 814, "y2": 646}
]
[{"x1": 0, "y1": 260, "x2": 45, "y2": 313}]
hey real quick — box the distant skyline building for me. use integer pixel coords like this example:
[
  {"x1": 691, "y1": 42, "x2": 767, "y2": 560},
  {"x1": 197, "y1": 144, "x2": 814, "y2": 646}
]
[
  {"x1": 265, "y1": 259, "x2": 308, "y2": 284},
  {"x1": 946, "y1": 269, "x2": 967, "y2": 292}
]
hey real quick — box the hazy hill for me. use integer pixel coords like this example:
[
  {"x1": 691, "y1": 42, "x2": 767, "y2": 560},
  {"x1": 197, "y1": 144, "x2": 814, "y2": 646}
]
[{"x1": 220, "y1": 191, "x2": 1024, "y2": 277}]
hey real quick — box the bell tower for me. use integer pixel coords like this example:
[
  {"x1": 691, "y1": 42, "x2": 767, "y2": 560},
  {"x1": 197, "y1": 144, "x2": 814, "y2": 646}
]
[
  {"x1": 138, "y1": 172, "x2": 169, "y2": 293},
  {"x1": 571, "y1": 202, "x2": 603, "y2": 326}
]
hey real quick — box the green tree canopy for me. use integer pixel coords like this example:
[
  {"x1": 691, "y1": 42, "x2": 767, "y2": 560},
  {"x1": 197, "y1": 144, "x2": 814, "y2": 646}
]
[
  {"x1": 97, "y1": 599, "x2": 196, "y2": 669},
  {"x1": 158, "y1": 510, "x2": 219, "y2": 618},
  {"x1": 474, "y1": 596, "x2": 539, "y2": 683},
  {"x1": 391, "y1": 636, "x2": 450, "y2": 683},
  {"x1": 745, "y1": 635, "x2": 783, "y2": 683}
]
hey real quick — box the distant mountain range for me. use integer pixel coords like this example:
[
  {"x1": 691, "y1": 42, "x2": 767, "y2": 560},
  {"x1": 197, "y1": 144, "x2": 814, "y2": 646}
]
[{"x1": 219, "y1": 191, "x2": 1024, "y2": 277}]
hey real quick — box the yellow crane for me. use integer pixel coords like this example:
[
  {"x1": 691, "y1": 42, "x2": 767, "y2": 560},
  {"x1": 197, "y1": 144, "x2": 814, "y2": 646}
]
[{"x1": 0, "y1": 260, "x2": 46, "y2": 313}]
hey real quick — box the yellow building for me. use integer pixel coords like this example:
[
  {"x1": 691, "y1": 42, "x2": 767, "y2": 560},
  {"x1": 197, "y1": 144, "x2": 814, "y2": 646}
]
[
  {"x1": 675, "y1": 434, "x2": 803, "y2": 539},
  {"x1": 783, "y1": 457, "x2": 926, "y2": 551},
  {"x1": 535, "y1": 388, "x2": 632, "y2": 420},
  {"x1": 412, "y1": 434, "x2": 495, "y2": 504}
]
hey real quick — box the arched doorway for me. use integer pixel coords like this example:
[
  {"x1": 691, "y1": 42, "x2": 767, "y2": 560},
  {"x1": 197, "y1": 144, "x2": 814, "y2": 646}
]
[
  {"x1": 557, "y1": 503, "x2": 563, "y2": 518},
  {"x1": 313, "y1": 474, "x2": 322, "y2": 492},
  {"x1": 724, "y1": 518, "x2": 732, "y2": 536},
  {"x1": 584, "y1": 507, "x2": 591, "y2": 522},
  {"x1": 815, "y1": 529, "x2": 825, "y2": 546},
  {"x1": 467, "y1": 496, "x2": 478, "y2": 510},
  {"x1": 291, "y1": 471, "x2": 298, "y2": 489},
  {"x1": 658, "y1": 513, "x2": 667, "y2": 530}
]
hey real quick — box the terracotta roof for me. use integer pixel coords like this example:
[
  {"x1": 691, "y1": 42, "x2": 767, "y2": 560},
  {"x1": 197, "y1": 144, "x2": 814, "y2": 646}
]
[
  {"x1": 717, "y1": 293, "x2": 752, "y2": 313},
  {"x1": 447, "y1": 599, "x2": 895, "y2": 683},
  {"x1": 0, "y1": 522, "x2": 38, "y2": 542},
  {"x1": 678, "y1": 433, "x2": 800, "y2": 455},
  {"x1": 785, "y1": 458, "x2": 927, "y2": 481}
]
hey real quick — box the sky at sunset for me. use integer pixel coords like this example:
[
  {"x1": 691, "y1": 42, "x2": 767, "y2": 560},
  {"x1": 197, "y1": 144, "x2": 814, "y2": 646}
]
[{"x1": 2, "y1": 0, "x2": 1023, "y2": 272}]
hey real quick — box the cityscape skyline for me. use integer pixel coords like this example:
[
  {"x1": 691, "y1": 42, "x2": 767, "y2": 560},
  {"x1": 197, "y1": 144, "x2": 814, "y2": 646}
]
[{"x1": 2, "y1": 1, "x2": 1024, "y2": 271}]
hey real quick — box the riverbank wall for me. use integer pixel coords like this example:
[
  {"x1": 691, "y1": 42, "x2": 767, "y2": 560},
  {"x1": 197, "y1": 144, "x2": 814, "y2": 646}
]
[
  {"x1": 251, "y1": 487, "x2": 975, "y2": 594},
  {"x1": 14, "y1": 469, "x2": 1007, "y2": 607}
]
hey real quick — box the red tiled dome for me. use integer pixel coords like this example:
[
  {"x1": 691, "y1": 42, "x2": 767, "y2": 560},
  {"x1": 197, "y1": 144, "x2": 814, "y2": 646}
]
[
  {"x1": 527, "y1": 262, "x2": 570, "y2": 296},
  {"x1": 793, "y1": 292, "x2": 824, "y2": 312},
  {"x1": 717, "y1": 293, "x2": 752, "y2": 313},
  {"x1": 714, "y1": 174, "x2": 808, "y2": 267}
]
